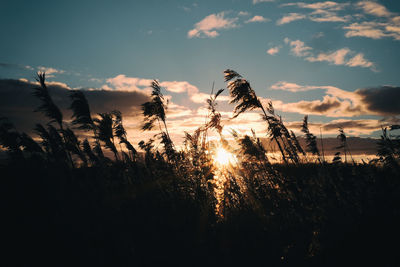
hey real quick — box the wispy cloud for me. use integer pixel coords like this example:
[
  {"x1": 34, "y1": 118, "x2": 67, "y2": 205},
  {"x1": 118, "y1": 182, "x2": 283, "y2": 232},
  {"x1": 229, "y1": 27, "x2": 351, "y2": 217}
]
[
  {"x1": 267, "y1": 46, "x2": 280, "y2": 55},
  {"x1": 238, "y1": 11, "x2": 250, "y2": 16},
  {"x1": 271, "y1": 81, "x2": 400, "y2": 117},
  {"x1": 103, "y1": 75, "x2": 153, "y2": 92},
  {"x1": 278, "y1": 1, "x2": 351, "y2": 24},
  {"x1": 0, "y1": 62, "x2": 33, "y2": 70},
  {"x1": 306, "y1": 48, "x2": 351, "y2": 65},
  {"x1": 277, "y1": 13, "x2": 306, "y2": 25},
  {"x1": 253, "y1": 0, "x2": 275, "y2": 4},
  {"x1": 356, "y1": 1, "x2": 392, "y2": 17},
  {"x1": 284, "y1": 38, "x2": 312, "y2": 57},
  {"x1": 187, "y1": 12, "x2": 238, "y2": 38},
  {"x1": 342, "y1": 1, "x2": 400, "y2": 40},
  {"x1": 286, "y1": 119, "x2": 383, "y2": 136},
  {"x1": 245, "y1": 15, "x2": 269, "y2": 23},
  {"x1": 343, "y1": 21, "x2": 400, "y2": 40},
  {"x1": 284, "y1": 38, "x2": 376, "y2": 71},
  {"x1": 284, "y1": 1, "x2": 349, "y2": 11},
  {"x1": 103, "y1": 74, "x2": 230, "y2": 105},
  {"x1": 37, "y1": 66, "x2": 65, "y2": 77}
]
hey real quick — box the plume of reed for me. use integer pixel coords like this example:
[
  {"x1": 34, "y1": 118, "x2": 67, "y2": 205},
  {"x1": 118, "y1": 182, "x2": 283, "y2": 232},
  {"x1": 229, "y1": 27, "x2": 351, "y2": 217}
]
[
  {"x1": 33, "y1": 72, "x2": 63, "y2": 128},
  {"x1": 19, "y1": 132, "x2": 43, "y2": 155},
  {"x1": 33, "y1": 72, "x2": 75, "y2": 167},
  {"x1": 0, "y1": 117, "x2": 22, "y2": 157},
  {"x1": 224, "y1": 70, "x2": 290, "y2": 163},
  {"x1": 61, "y1": 128, "x2": 87, "y2": 166},
  {"x1": 82, "y1": 138, "x2": 99, "y2": 165},
  {"x1": 301, "y1": 115, "x2": 321, "y2": 162},
  {"x1": 377, "y1": 126, "x2": 400, "y2": 168},
  {"x1": 112, "y1": 110, "x2": 136, "y2": 161},
  {"x1": 69, "y1": 90, "x2": 94, "y2": 130},
  {"x1": 94, "y1": 113, "x2": 119, "y2": 161},
  {"x1": 141, "y1": 80, "x2": 175, "y2": 161},
  {"x1": 336, "y1": 127, "x2": 353, "y2": 163}
]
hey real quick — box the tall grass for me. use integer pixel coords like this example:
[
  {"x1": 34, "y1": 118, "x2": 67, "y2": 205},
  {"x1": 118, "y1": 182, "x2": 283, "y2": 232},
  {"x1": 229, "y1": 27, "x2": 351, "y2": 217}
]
[{"x1": 1, "y1": 71, "x2": 399, "y2": 267}]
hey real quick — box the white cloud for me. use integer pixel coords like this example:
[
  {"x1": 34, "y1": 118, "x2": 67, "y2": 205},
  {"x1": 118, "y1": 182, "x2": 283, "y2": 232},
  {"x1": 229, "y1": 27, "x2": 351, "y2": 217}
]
[
  {"x1": 279, "y1": 1, "x2": 350, "y2": 24},
  {"x1": 343, "y1": 21, "x2": 400, "y2": 40},
  {"x1": 238, "y1": 11, "x2": 250, "y2": 16},
  {"x1": 245, "y1": 15, "x2": 269, "y2": 23},
  {"x1": 309, "y1": 9, "x2": 351, "y2": 22},
  {"x1": 346, "y1": 53, "x2": 375, "y2": 69},
  {"x1": 267, "y1": 46, "x2": 280, "y2": 55},
  {"x1": 285, "y1": 38, "x2": 313, "y2": 57},
  {"x1": 253, "y1": 0, "x2": 275, "y2": 4},
  {"x1": 284, "y1": 1, "x2": 349, "y2": 11},
  {"x1": 190, "y1": 92, "x2": 230, "y2": 104},
  {"x1": 283, "y1": 38, "x2": 376, "y2": 70},
  {"x1": 103, "y1": 74, "x2": 230, "y2": 105},
  {"x1": 160, "y1": 81, "x2": 199, "y2": 95},
  {"x1": 277, "y1": 13, "x2": 306, "y2": 25},
  {"x1": 187, "y1": 12, "x2": 238, "y2": 38},
  {"x1": 104, "y1": 75, "x2": 153, "y2": 92},
  {"x1": 306, "y1": 48, "x2": 351, "y2": 65},
  {"x1": 356, "y1": 1, "x2": 392, "y2": 17},
  {"x1": 37, "y1": 66, "x2": 65, "y2": 77}
]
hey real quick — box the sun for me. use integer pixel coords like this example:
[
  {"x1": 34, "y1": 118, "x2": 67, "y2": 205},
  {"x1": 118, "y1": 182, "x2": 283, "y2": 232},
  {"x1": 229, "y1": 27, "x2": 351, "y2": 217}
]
[{"x1": 213, "y1": 147, "x2": 237, "y2": 166}]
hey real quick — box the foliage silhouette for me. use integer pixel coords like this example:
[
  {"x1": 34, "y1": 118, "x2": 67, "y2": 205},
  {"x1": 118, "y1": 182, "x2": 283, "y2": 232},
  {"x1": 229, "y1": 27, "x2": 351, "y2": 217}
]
[{"x1": 1, "y1": 70, "x2": 399, "y2": 267}]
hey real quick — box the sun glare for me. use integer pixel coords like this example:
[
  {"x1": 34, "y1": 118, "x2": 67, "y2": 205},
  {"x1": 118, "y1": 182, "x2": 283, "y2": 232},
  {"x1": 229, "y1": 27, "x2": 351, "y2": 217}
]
[{"x1": 214, "y1": 147, "x2": 237, "y2": 166}]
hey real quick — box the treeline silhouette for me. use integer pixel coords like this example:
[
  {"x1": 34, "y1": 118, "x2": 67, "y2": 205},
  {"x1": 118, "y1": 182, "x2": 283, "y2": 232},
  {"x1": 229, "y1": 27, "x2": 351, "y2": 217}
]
[{"x1": 1, "y1": 70, "x2": 400, "y2": 267}]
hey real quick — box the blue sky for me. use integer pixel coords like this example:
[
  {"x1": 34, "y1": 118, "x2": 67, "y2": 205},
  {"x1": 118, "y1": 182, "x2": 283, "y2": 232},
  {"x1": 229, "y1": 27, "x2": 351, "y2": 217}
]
[{"x1": 1, "y1": 0, "x2": 400, "y2": 142}]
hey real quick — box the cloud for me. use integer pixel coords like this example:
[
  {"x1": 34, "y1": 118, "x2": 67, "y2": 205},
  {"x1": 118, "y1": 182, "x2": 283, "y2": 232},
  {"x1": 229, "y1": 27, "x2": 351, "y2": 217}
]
[
  {"x1": 308, "y1": 9, "x2": 351, "y2": 22},
  {"x1": 343, "y1": 21, "x2": 400, "y2": 40},
  {"x1": 238, "y1": 11, "x2": 250, "y2": 16},
  {"x1": 159, "y1": 81, "x2": 199, "y2": 95},
  {"x1": 253, "y1": 0, "x2": 275, "y2": 4},
  {"x1": 271, "y1": 81, "x2": 400, "y2": 117},
  {"x1": 346, "y1": 53, "x2": 375, "y2": 68},
  {"x1": 284, "y1": 38, "x2": 376, "y2": 70},
  {"x1": 187, "y1": 12, "x2": 238, "y2": 38},
  {"x1": 285, "y1": 38, "x2": 312, "y2": 57},
  {"x1": 271, "y1": 81, "x2": 331, "y2": 92},
  {"x1": 287, "y1": 119, "x2": 383, "y2": 136},
  {"x1": 104, "y1": 75, "x2": 153, "y2": 92},
  {"x1": 284, "y1": 1, "x2": 349, "y2": 11},
  {"x1": 0, "y1": 79, "x2": 150, "y2": 136},
  {"x1": 0, "y1": 62, "x2": 33, "y2": 70},
  {"x1": 104, "y1": 74, "x2": 229, "y2": 105},
  {"x1": 245, "y1": 15, "x2": 269, "y2": 23},
  {"x1": 190, "y1": 92, "x2": 230, "y2": 104},
  {"x1": 341, "y1": 2, "x2": 400, "y2": 41},
  {"x1": 277, "y1": 13, "x2": 306, "y2": 25},
  {"x1": 37, "y1": 66, "x2": 65, "y2": 77},
  {"x1": 355, "y1": 86, "x2": 400, "y2": 115},
  {"x1": 306, "y1": 48, "x2": 351, "y2": 65},
  {"x1": 267, "y1": 46, "x2": 280, "y2": 55},
  {"x1": 279, "y1": 1, "x2": 350, "y2": 24},
  {"x1": 356, "y1": 1, "x2": 392, "y2": 17}
]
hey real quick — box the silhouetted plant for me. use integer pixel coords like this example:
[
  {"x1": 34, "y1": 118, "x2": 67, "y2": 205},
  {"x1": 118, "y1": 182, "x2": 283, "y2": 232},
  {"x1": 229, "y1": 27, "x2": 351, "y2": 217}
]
[
  {"x1": 141, "y1": 80, "x2": 176, "y2": 162},
  {"x1": 224, "y1": 70, "x2": 291, "y2": 163},
  {"x1": 301, "y1": 115, "x2": 320, "y2": 162},
  {"x1": 0, "y1": 117, "x2": 22, "y2": 158},
  {"x1": 94, "y1": 112, "x2": 119, "y2": 161},
  {"x1": 377, "y1": 126, "x2": 400, "y2": 167},
  {"x1": 33, "y1": 73, "x2": 63, "y2": 128}
]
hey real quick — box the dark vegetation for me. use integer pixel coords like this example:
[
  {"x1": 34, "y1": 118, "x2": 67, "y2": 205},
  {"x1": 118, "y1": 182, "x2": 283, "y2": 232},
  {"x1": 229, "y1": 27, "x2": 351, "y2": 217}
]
[{"x1": 2, "y1": 71, "x2": 400, "y2": 267}]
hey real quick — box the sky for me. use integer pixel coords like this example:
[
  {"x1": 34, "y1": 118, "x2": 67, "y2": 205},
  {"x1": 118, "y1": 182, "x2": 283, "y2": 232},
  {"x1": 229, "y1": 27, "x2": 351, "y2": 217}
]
[{"x1": 1, "y1": 0, "x2": 400, "y2": 146}]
